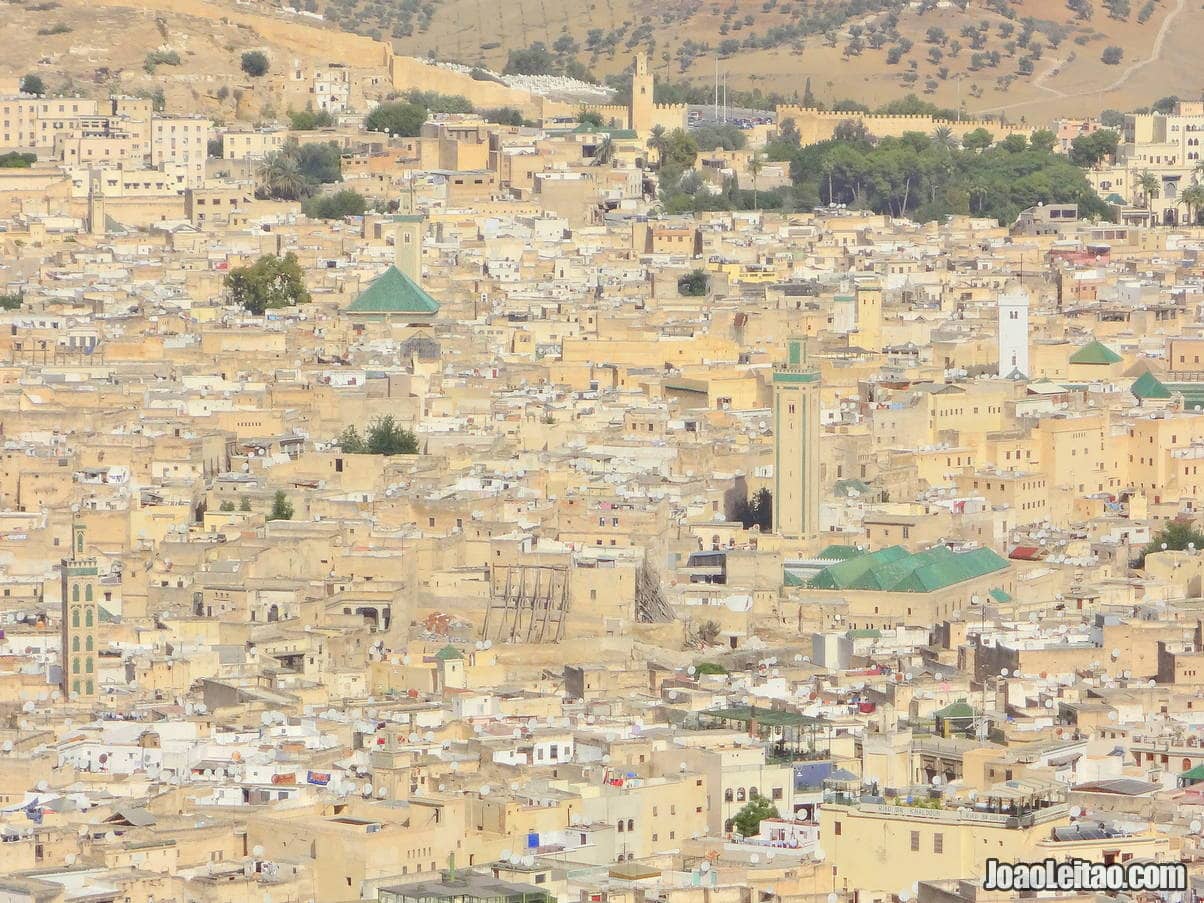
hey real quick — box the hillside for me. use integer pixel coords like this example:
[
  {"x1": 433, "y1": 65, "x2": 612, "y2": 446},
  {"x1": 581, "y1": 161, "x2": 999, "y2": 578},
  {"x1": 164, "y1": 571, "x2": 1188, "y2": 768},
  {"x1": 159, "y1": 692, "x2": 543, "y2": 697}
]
[
  {"x1": 4, "y1": 0, "x2": 1202, "y2": 122},
  {"x1": 358, "y1": 0, "x2": 1203, "y2": 120}
]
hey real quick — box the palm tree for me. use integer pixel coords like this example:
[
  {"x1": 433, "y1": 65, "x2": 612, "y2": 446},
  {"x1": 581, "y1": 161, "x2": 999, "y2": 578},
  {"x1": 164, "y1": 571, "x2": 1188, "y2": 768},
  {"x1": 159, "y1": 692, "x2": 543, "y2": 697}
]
[
  {"x1": 1137, "y1": 170, "x2": 1160, "y2": 219},
  {"x1": 647, "y1": 125, "x2": 667, "y2": 168},
  {"x1": 256, "y1": 152, "x2": 310, "y2": 201},
  {"x1": 1181, "y1": 183, "x2": 1204, "y2": 226},
  {"x1": 593, "y1": 135, "x2": 616, "y2": 166},
  {"x1": 748, "y1": 154, "x2": 764, "y2": 209},
  {"x1": 931, "y1": 125, "x2": 958, "y2": 151}
]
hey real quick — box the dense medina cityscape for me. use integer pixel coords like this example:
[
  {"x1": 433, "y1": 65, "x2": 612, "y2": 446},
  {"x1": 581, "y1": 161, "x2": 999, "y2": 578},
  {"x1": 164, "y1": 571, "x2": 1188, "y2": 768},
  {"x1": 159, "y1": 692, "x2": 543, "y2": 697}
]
[{"x1": 8, "y1": 10, "x2": 1204, "y2": 903}]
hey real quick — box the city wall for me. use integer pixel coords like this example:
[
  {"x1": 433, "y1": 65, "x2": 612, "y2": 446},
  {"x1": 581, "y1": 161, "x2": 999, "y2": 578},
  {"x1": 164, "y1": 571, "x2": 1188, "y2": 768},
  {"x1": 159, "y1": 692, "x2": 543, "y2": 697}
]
[{"x1": 775, "y1": 106, "x2": 1032, "y2": 146}]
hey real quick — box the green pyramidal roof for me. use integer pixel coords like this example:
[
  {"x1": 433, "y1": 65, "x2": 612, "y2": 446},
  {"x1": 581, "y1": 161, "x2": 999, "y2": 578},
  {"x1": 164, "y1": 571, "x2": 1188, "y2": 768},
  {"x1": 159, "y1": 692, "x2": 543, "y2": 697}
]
[
  {"x1": 806, "y1": 544, "x2": 1008, "y2": 593},
  {"x1": 434, "y1": 644, "x2": 463, "y2": 661},
  {"x1": 1069, "y1": 339, "x2": 1122, "y2": 365},
  {"x1": 1132, "y1": 370, "x2": 1172, "y2": 400},
  {"x1": 934, "y1": 699, "x2": 975, "y2": 719},
  {"x1": 347, "y1": 265, "x2": 440, "y2": 315}
]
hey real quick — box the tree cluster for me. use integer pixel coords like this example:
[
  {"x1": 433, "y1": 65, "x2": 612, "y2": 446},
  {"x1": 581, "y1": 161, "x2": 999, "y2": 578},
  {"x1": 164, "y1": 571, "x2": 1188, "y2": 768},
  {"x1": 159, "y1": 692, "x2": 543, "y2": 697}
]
[
  {"x1": 302, "y1": 189, "x2": 368, "y2": 220},
  {"x1": 733, "y1": 488, "x2": 773, "y2": 531},
  {"x1": 365, "y1": 101, "x2": 427, "y2": 137},
  {"x1": 224, "y1": 253, "x2": 311, "y2": 315},
  {"x1": 336, "y1": 415, "x2": 419, "y2": 456},
  {"x1": 1139, "y1": 520, "x2": 1204, "y2": 566},
  {"x1": 677, "y1": 269, "x2": 709, "y2": 297},
  {"x1": 772, "y1": 125, "x2": 1111, "y2": 224},
  {"x1": 288, "y1": 109, "x2": 335, "y2": 130},
  {"x1": 0, "y1": 152, "x2": 36, "y2": 169},
  {"x1": 255, "y1": 140, "x2": 343, "y2": 201}
]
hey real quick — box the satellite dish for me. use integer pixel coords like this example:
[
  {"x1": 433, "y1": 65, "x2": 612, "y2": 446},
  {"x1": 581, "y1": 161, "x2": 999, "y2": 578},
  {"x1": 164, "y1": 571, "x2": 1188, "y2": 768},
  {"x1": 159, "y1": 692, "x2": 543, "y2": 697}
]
[
  {"x1": 480, "y1": 785, "x2": 491, "y2": 796},
  {"x1": 65, "y1": 854, "x2": 77, "y2": 866},
  {"x1": 750, "y1": 853, "x2": 760, "y2": 864},
  {"x1": 253, "y1": 845, "x2": 264, "y2": 857},
  {"x1": 1, "y1": 741, "x2": 11, "y2": 753}
]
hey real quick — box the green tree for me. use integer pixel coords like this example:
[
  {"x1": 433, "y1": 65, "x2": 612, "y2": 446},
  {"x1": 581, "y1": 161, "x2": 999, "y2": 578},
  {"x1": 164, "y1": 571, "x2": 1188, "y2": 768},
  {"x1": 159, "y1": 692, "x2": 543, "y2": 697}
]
[
  {"x1": 931, "y1": 126, "x2": 958, "y2": 151},
  {"x1": 693, "y1": 123, "x2": 747, "y2": 151},
  {"x1": 1029, "y1": 129, "x2": 1057, "y2": 153},
  {"x1": 1137, "y1": 170, "x2": 1160, "y2": 212},
  {"x1": 219, "y1": 500, "x2": 235, "y2": 512},
  {"x1": 288, "y1": 109, "x2": 335, "y2": 129},
  {"x1": 241, "y1": 51, "x2": 270, "y2": 77},
  {"x1": 962, "y1": 127, "x2": 994, "y2": 151},
  {"x1": 0, "y1": 292, "x2": 23, "y2": 310},
  {"x1": 647, "y1": 124, "x2": 668, "y2": 167},
  {"x1": 268, "y1": 490, "x2": 294, "y2": 521},
  {"x1": 406, "y1": 90, "x2": 473, "y2": 113},
  {"x1": 303, "y1": 189, "x2": 367, "y2": 219},
  {"x1": 0, "y1": 153, "x2": 36, "y2": 169},
  {"x1": 480, "y1": 107, "x2": 527, "y2": 126},
  {"x1": 1140, "y1": 520, "x2": 1204, "y2": 566},
  {"x1": 678, "y1": 269, "x2": 709, "y2": 296},
  {"x1": 292, "y1": 141, "x2": 342, "y2": 184},
  {"x1": 696, "y1": 620, "x2": 721, "y2": 644},
  {"x1": 1069, "y1": 129, "x2": 1119, "y2": 166},
  {"x1": 659, "y1": 128, "x2": 699, "y2": 176},
  {"x1": 366, "y1": 415, "x2": 418, "y2": 455},
  {"x1": 224, "y1": 253, "x2": 310, "y2": 315},
  {"x1": 20, "y1": 74, "x2": 45, "y2": 96},
  {"x1": 732, "y1": 796, "x2": 779, "y2": 837},
  {"x1": 577, "y1": 110, "x2": 604, "y2": 127},
  {"x1": 748, "y1": 155, "x2": 764, "y2": 209},
  {"x1": 1100, "y1": 45, "x2": 1123, "y2": 65},
  {"x1": 504, "y1": 42, "x2": 555, "y2": 75},
  {"x1": 592, "y1": 135, "x2": 615, "y2": 166},
  {"x1": 240, "y1": 496, "x2": 252, "y2": 512},
  {"x1": 365, "y1": 102, "x2": 427, "y2": 137},
  {"x1": 750, "y1": 487, "x2": 772, "y2": 531},
  {"x1": 255, "y1": 152, "x2": 313, "y2": 201},
  {"x1": 337, "y1": 425, "x2": 366, "y2": 453},
  {"x1": 1180, "y1": 183, "x2": 1204, "y2": 225}
]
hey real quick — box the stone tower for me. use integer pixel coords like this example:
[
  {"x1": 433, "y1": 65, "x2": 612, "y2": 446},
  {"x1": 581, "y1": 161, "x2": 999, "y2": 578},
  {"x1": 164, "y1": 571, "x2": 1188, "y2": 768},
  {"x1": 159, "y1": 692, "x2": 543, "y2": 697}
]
[
  {"x1": 630, "y1": 52, "x2": 654, "y2": 135},
  {"x1": 61, "y1": 522, "x2": 99, "y2": 700},
  {"x1": 855, "y1": 282, "x2": 883, "y2": 353},
  {"x1": 393, "y1": 214, "x2": 424, "y2": 287},
  {"x1": 998, "y1": 284, "x2": 1030, "y2": 378},
  {"x1": 773, "y1": 338, "x2": 822, "y2": 540}
]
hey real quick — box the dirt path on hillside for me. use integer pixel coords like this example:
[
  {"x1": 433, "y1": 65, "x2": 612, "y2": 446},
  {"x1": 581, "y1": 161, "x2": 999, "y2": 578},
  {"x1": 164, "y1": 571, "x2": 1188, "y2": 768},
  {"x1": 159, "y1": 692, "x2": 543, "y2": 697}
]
[{"x1": 976, "y1": 0, "x2": 1187, "y2": 115}]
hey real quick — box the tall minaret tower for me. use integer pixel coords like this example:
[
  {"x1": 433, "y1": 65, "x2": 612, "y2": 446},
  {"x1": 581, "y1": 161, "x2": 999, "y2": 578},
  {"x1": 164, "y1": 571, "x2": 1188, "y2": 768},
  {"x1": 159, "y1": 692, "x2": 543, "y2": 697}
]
[
  {"x1": 61, "y1": 521, "x2": 99, "y2": 700},
  {"x1": 773, "y1": 338, "x2": 822, "y2": 540},
  {"x1": 998, "y1": 284, "x2": 1030, "y2": 378},
  {"x1": 630, "y1": 52, "x2": 654, "y2": 135},
  {"x1": 393, "y1": 214, "x2": 424, "y2": 287}
]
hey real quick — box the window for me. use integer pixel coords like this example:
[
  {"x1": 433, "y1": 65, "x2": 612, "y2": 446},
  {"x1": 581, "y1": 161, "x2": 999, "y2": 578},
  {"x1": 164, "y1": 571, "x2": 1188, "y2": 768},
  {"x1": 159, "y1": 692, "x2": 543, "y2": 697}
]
[
  {"x1": 933, "y1": 833, "x2": 944, "y2": 854},
  {"x1": 911, "y1": 831, "x2": 920, "y2": 852}
]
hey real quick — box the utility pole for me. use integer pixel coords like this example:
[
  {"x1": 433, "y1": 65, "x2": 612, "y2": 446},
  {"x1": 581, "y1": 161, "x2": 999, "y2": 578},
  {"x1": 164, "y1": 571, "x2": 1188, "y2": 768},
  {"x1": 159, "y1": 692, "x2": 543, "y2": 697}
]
[{"x1": 714, "y1": 57, "x2": 719, "y2": 122}]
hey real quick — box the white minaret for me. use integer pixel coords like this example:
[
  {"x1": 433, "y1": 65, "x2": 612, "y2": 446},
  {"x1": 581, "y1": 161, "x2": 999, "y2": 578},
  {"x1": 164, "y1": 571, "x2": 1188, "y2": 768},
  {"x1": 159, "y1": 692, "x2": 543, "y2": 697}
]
[{"x1": 998, "y1": 285, "x2": 1030, "y2": 378}]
